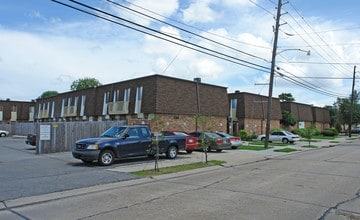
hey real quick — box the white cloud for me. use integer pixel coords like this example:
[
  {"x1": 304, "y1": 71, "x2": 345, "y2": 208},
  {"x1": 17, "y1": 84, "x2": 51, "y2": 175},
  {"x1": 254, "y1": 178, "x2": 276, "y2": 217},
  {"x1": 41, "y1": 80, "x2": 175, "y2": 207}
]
[
  {"x1": 182, "y1": 0, "x2": 219, "y2": 23},
  {"x1": 111, "y1": 0, "x2": 178, "y2": 27},
  {"x1": 1, "y1": 0, "x2": 360, "y2": 108}
]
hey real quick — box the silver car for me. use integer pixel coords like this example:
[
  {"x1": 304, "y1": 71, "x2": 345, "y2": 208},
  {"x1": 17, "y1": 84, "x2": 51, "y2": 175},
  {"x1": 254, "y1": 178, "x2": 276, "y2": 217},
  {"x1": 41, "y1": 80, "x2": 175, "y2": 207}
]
[
  {"x1": 215, "y1": 132, "x2": 243, "y2": 149},
  {"x1": 0, "y1": 130, "x2": 9, "y2": 137},
  {"x1": 257, "y1": 131, "x2": 300, "y2": 144}
]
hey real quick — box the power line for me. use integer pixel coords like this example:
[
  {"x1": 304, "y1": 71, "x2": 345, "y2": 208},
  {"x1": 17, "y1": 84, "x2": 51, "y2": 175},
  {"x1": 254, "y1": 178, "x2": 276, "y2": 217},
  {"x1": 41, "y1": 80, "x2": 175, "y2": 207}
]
[
  {"x1": 106, "y1": 0, "x2": 270, "y2": 63},
  {"x1": 52, "y1": 0, "x2": 352, "y2": 99},
  {"x1": 119, "y1": 0, "x2": 272, "y2": 50},
  {"x1": 52, "y1": 0, "x2": 271, "y2": 72}
]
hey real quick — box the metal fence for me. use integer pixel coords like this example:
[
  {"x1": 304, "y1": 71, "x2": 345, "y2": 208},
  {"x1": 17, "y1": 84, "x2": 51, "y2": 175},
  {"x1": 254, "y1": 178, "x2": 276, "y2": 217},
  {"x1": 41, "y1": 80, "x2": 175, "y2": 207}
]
[{"x1": 0, "y1": 121, "x2": 127, "y2": 154}]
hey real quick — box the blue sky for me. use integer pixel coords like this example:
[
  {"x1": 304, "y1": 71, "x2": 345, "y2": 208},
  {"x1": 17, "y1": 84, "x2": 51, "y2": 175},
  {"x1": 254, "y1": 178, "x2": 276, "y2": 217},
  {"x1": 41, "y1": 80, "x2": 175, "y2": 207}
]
[{"x1": 1, "y1": 0, "x2": 360, "y2": 107}]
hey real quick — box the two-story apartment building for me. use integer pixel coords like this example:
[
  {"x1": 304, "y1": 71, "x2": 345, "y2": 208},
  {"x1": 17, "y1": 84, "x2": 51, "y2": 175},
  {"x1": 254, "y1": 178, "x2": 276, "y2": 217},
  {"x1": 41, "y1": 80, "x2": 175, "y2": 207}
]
[
  {"x1": 35, "y1": 74, "x2": 229, "y2": 132},
  {"x1": 228, "y1": 91, "x2": 282, "y2": 135},
  {"x1": 228, "y1": 92, "x2": 331, "y2": 135},
  {"x1": 0, "y1": 100, "x2": 35, "y2": 123},
  {"x1": 280, "y1": 101, "x2": 330, "y2": 131}
]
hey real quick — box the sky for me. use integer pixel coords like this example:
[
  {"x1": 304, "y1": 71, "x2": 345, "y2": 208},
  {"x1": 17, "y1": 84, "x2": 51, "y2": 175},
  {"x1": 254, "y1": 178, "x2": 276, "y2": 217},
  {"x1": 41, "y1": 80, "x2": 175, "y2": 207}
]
[{"x1": 1, "y1": 0, "x2": 360, "y2": 107}]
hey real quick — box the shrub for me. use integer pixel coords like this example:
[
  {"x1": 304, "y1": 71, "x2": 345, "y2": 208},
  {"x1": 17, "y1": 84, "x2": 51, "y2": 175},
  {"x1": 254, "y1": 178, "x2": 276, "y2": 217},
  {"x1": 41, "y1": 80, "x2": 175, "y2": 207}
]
[
  {"x1": 248, "y1": 133, "x2": 258, "y2": 141},
  {"x1": 271, "y1": 128, "x2": 283, "y2": 132},
  {"x1": 323, "y1": 128, "x2": 339, "y2": 136},
  {"x1": 321, "y1": 129, "x2": 337, "y2": 137},
  {"x1": 238, "y1": 130, "x2": 248, "y2": 141}
]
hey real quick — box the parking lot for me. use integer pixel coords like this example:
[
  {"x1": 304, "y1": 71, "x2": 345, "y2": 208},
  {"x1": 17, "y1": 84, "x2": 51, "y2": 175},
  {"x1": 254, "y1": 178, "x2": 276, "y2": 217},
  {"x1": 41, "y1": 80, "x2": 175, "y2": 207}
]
[{"x1": 0, "y1": 137, "x2": 140, "y2": 201}]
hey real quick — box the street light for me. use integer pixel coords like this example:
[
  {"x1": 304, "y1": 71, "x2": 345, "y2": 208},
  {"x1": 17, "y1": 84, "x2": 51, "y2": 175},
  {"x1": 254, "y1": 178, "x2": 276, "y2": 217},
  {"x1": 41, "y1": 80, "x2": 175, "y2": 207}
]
[
  {"x1": 265, "y1": 46, "x2": 310, "y2": 149},
  {"x1": 277, "y1": 48, "x2": 311, "y2": 56}
]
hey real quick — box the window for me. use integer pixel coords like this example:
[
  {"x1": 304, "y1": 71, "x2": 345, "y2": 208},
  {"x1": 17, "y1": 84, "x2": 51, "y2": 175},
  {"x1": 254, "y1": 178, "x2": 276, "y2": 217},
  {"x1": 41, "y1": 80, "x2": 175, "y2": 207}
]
[
  {"x1": 124, "y1": 88, "x2": 130, "y2": 102},
  {"x1": 135, "y1": 86, "x2": 143, "y2": 114},
  {"x1": 113, "y1": 90, "x2": 120, "y2": 102},
  {"x1": 127, "y1": 128, "x2": 139, "y2": 137},
  {"x1": 80, "y1": 95, "x2": 86, "y2": 116},
  {"x1": 140, "y1": 127, "x2": 151, "y2": 138},
  {"x1": 102, "y1": 92, "x2": 110, "y2": 115},
  {"x1": 61, "y1": 99, "x2": 65, "y2": 117},
  {"x1": 51, "y1": 101, "x2": 55, "y2": 118},
  {"x1": 231, "y1": 99, "x2": 237, "y2": 109},
  {"x1": 11, "y1": 105, "x2": 17, "y2": 112}
]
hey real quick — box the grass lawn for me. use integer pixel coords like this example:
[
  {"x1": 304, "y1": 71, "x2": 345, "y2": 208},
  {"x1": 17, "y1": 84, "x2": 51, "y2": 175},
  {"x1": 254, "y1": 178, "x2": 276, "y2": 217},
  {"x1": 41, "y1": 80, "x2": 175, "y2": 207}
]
[
  {"x1": 130, "y1": 160, "x2": 226, "y2": 177},
  {"x1": 274, "y1": 148, "x2": 297, "y2": 153},
  {"x1": 238, "y1": 145, "x2": 273, "y2": 151},
  {"x1": 301, "y1": 145, "x2": 318, "y2": 148}
]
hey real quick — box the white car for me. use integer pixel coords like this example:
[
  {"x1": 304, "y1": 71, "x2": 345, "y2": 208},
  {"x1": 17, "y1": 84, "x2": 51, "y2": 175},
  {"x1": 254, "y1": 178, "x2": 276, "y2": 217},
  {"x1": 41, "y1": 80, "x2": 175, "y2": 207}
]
[
  {"x1": 257, "y1": 131, "x2": 300, "y2": 144},
  {"x1": 0, "y1": 130, "x2": 9, "y2": 137}
]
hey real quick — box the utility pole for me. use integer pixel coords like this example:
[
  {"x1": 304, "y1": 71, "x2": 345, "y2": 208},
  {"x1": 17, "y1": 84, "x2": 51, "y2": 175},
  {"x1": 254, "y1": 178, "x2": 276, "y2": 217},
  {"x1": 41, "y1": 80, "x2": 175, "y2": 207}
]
[
  {"x1": 265, "y1": 0, "x2": 282, "y2": 149},
  {"x1": 348, "y1": 65, "x2": 356, "y2": 138}
]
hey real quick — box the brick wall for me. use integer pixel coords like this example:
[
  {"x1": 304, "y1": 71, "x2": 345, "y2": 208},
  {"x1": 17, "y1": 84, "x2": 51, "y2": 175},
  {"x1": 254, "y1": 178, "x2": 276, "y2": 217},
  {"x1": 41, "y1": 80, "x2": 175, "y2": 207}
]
[{"x1": 128, "y1": 113, "x2": 227, "y2": 133}]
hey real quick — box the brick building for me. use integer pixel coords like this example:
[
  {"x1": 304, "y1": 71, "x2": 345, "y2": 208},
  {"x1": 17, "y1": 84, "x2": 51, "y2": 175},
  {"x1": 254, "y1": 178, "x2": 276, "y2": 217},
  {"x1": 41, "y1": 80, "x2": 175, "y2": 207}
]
[
  {"x1": 35, "y1": 74, "x2": 229, "y2": 132},
  {"x1": 0, "y1": 100, "x2": 35, "y2": 123},
  {"x1": 311, "y1": 106, "x2": 331, "y2": 130},
  {"x1": 280, "y1": 102, "x2": 330, "y2": 131},
  {"x1": 228, "y1": 91, "x2": 282, "y2": 136}
]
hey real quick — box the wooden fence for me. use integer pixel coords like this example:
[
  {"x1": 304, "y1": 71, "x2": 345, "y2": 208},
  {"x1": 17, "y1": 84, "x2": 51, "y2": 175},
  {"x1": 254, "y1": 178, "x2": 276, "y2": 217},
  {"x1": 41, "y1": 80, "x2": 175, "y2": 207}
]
[{"x1": 0, "y1": 121, "x2": 127, "y2": 154}]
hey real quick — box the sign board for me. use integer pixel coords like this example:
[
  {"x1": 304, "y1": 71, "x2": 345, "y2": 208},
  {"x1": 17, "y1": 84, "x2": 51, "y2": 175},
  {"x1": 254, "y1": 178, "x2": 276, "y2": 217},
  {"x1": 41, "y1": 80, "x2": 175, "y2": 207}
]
[
  {"x1": 40, "y1": 125, "x2": 51, "y2": 141},
  {"x1": 298, "y1": 121, "x2": 305, "y2": 129}
]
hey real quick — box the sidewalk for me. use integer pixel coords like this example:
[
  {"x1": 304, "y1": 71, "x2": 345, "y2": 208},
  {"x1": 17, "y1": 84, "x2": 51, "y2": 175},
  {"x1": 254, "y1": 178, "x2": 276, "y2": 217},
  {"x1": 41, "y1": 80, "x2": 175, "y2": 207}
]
[
  {"x1": 106, "y1": 136, "x2": 351, "y2": 173},
  {"x1": 25, "y1": 135, "x2": 354, "y2": 174}
]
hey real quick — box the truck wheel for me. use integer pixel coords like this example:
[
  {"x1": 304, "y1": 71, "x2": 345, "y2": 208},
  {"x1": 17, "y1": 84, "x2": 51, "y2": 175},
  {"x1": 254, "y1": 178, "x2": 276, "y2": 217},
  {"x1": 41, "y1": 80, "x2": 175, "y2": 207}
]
[
  {"x1": 261, "y1": 137, "x2": 265, "y2": 142},
  {"x1": 98, "y1": 150, "x2": 115, "y2": 166},
  {"x1": 216, "y1": 149, "x2": 222, "y2": 152},
  {"x1": 166, "y1": 146, "x2": 177, "y2": 159},
  {"x1": 282, "y1": 138, "x2": 289, "y2": 144},
  {"x1": 186, "y1": 150, "x2": 193, "y2": 154}
]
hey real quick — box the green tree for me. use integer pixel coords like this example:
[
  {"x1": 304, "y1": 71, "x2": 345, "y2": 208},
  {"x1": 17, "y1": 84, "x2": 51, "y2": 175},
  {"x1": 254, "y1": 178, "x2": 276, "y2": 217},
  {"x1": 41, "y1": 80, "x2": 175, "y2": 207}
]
[
  {"x1": 193, "y1": 114, "x2": 210, "y2": 164},
  {"x1": 280, "y1": 110, "x2": 297, "y2": 127},
  {"x1": 70, "y1": 77, "x2": 102, "y2": 91},
  {"x1": 334, "y1": 91, "x2": 360, "y2": 131},
  {"x1": 38, "y1": 91, "x2": 58, "y2": 99},
  {"x1": 325, "y1": 105, "x2": 340, "y2": 130},
  {"x1": 278, "y1": 93, "x2": 295, "y2": 102},
  {"x1": 297, "y1": 126, "x2": 316, "y2": 147}
]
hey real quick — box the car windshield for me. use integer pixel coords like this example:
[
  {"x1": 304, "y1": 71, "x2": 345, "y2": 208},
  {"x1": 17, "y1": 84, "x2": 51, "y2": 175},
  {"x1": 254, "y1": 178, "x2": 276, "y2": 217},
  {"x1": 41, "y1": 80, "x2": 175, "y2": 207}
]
[
  {"x1": 101, "y1": 127, "x2": 127, "y2": 138},
  {"x1": 217, "y1": 132, "x2": 232, "y2": 137}
]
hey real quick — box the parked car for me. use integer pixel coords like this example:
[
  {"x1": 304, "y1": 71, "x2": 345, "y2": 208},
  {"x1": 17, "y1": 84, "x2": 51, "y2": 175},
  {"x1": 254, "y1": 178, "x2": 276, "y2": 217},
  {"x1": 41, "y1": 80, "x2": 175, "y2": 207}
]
[
  {"x1": 72, "y1": 125, "x2": 185, "y2": 166},
  {"x1": 351, "y1": 128, "x2": 360, "y2": 134},
  {"x1": 0, "y1": 129, "x2": 9, "y2": 137},
  {"x1": 257, "y1": 130, "x2": 300, "y2": 144},
  {"x1": 215, "y1": 132, "x2": 242, "y2": 149},
  {"x1": 25, "y1": 134, "x2": 36, "y2": 146},
  {"x1": 188, "y1": 131, "x2": 231, "y2": 152}
]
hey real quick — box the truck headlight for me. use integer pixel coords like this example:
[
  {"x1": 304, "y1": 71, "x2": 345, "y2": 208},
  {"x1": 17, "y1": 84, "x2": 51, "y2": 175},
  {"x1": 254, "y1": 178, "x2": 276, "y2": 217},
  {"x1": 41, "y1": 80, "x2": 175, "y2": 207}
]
[{"x1": 86, "y1": 144, "x2": 99, "y2": 150}]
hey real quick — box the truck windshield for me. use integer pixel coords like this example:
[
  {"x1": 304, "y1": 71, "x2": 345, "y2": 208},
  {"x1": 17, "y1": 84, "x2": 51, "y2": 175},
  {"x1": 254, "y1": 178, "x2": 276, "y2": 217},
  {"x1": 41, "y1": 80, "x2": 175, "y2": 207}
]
[{"x1": 101, "y1": 127, "x2": 126, "y2": 138}]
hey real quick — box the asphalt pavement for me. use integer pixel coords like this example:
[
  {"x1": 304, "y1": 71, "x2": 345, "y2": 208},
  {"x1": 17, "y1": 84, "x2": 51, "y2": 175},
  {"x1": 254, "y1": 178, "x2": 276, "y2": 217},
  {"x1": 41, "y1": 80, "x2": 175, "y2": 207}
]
[{"x1": 1, "y1": 135, "x2": 359, "y2": 220}]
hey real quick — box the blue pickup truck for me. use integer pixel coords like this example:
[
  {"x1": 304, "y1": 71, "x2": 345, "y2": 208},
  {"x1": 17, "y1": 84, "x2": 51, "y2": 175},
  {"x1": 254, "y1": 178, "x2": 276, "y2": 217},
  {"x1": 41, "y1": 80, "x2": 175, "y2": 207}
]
[{"x1": 72, "y1": 125, "x2": 184, "y2": 166}]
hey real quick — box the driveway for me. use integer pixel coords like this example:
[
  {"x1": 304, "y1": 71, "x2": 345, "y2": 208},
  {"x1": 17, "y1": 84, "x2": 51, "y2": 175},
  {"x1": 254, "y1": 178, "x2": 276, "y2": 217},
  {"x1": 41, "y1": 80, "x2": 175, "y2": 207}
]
[{"x1": 0, "y1": 137, "x2": 139, "y2": 201}]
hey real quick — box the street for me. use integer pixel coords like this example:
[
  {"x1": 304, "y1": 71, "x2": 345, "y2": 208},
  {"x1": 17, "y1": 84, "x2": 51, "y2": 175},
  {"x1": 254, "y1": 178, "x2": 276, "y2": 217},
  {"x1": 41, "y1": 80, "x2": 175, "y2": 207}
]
[{"x1": 0, "y1": 137, "x2": 359, "y2": 219}]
